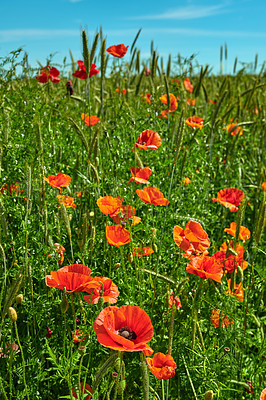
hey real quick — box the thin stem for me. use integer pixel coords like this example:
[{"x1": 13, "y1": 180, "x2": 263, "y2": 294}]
[{"x1": 14, "y1": 321, "x2": 30, "y2": 400}]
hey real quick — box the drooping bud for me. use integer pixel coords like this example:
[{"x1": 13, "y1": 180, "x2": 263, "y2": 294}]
[
  {"x1": 15, "y1": 294, "x2": 23, "y2": 304},
  {"x1": 204, "y1": 390, "x2": 214, "y2": 400},
  {"x1": 114, "y1": 263, "x2": 121, "y2": 269},
  {"x1": 8, "y1": 307, "x2": 17, "y2": 322}
]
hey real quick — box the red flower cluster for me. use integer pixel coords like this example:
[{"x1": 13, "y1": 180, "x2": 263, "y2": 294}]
[{"x1": 36, "y1": 66, "x2": 60, "y2": 83}]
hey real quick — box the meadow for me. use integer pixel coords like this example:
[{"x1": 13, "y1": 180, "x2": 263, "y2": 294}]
[{"x1": 0, "y1": 30, "x2": 265, "y2": 400}]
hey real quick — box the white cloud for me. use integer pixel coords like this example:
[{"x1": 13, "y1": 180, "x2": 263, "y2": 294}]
[
  {"x1": 128, "y1": 4, "x2": 229, "y2": 20},
  {"x1": 0, "y1": 29, "x2": 80, "y2": 43},
  {"x1": 142, "y1": 27, "x2": 266, "y2": 38}
]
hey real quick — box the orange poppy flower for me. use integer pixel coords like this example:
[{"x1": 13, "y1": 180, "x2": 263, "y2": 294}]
[
  {"x1": 73, "y1": 329, "x2": 86, "y2": 343},
  {"x1": 159, "y1": 93, "x2": 178, "y2": 112},
  {"x1": 158, "y1": 109, "x2": 169, "y2": 120},
  {"x1": 260, "y1": 388, "x2": 266, "y2": 400},
  {"x1": 105, "y1": 225, "x2": 131, "y2": 247},
  {"x1": 57, "y1": 195, "x2": 77, "y2": 209},
  {"x1": 72, "y1": 382, "x2": 92, "y2": 400},
  {"x1": 173, "y1": 221, "x2": 210, "y2": 257},
  {"x1": 106, "y1": 44, "x2": 129, "y2": 58},
  {"x1": 133, "y1": 246, "x2": 154, "y2": 257},
  {"x1": 186, "y1": 255, "x2": 224, "y2": 283},
  {"x1": 93, "y1": 305, "x2": 154, "y2": 353},
  {"x1": 224, "y1": 222, "x2": 250, "y2": 242},
  {"x1": 97, "y1": 196, "x2": 123, "y2": 217},
  {"x1": 184, "y1": 77, "x2": 193, "y2": 93},
  {"x1": 262, "y1": 182, "x2": 266, "y2": 192},
  {"x1": 142, "y1": 93, "x2": 151, "y2": 104},
  {"x1": 212, "y1": 188, "x2": 244, "y2": 212},
  {"x1": 210, "y1": 309, "x2": 234, "y2": 328},
  {"x1": 44, "y1": 172, "x2": 71, "y2": 193},
  {"x1": 217, "y1": 240, "x2": 248, "y2": 272},
  {"x1": 115, "y1": 88, "x2": 127, "y2": 95},
  {"x1": 146, "y1": 352, "x2": 177, "y2": 380},
  {"x1": 183, "y1": 177, "x2": 191, "y2": 185},
  {"x1": 136, "y1": 186, "x2": 169, "y2": 206},
  {"x1": 110, "y1": 205, "x2": 136, "y2": 224},
  {"x1": 226, "y1": 279, "x2": 244, "y2": 302},
  {"x1": 186, "y1": 98, "x2": 196, "y2": 106},
  {"x1": 225, "y1": 122, "x2": 243, "y2": 136},
  {"x1": 45, "y1": 264, "x2": 101, "y2": 293},
  {"x1": 127, "y1": 167, "x2": 152, "y2": 185},
  {"x1": 83, "y1": 276, "x2": 119, "y2": 304},
  {"x1": 134, "y1": 129, "x2": 162, "y2": 151},
  {"x1": 81, "y1": 113, "x2": 100, "y2": 127},
  {"x1": 168, "y1": 291, "x2": 181, "y2": 310},
  {"x1": 186, "y1": 116, "x2": 204, "y2": 129}
]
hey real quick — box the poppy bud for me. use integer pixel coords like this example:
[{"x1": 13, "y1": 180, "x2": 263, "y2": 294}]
[
  {"x1": 204, "y1": 390, "x2": 213, "y2": 400},
  {"x1": 151, "y1": 228, "x2": 157, "y2": 236},
  {"x1": 114, "y1": 357, "x2": 121, "y2": 372},
  {"x1": 97, "y1": 295, "x2": 104, "y2": 309},
  {"x1": 237, "y1": 264, "x2": 244, "y2": 281},
  {"x1": 60, "y1": 293, "x2": 69, "y2": 314},
  {"x1": 15, "y1": 294, "x2": 23, "y2": 304},
  {"x1": 66, "y1": 80, "x2": 73, "y2": 95},
  {"x1": 128, "y1": 252, "x2": 134, "y2": 263},
  {"x1": 46, "y1": 327, "x2": 52, "y2": 338},
  {"x1": 78, "y1": 346, "x2": 86, "y2": 355},
  {"x1": 153, "y1": 243, "x2": 158, "y2": 253},
  {"x1": 114, "y1": 263, "x2": 121, "y2": 269},
  {"x1": 8, "y1": 307, "x2": 17, "y2": 322}
]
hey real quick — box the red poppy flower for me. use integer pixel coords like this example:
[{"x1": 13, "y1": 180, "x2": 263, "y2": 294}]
[
  {"x1": 110, "y1": 205, "x2": 136, "y2": 224},
  {"x1": 97, "y1": 196, "x2": 123, "y2": 217},
  {"x1": 186, "y1": 98, "x2": 196, "y2": 106},
  {"x1": 45, "y1": 327, "x2": 53, "y2": 338},
  {"x1": 168, "y1": 291, "x2": 181, "y2": 310},
  {"x1": 84, "y1": 276, "x2": 119, "y2": 304},
  {"x1": 260, "y1": 388, "x2": 266, "y2": 400},
  {"x1": 44, "y1": 173, "x2": 71, "y2": 193},
  {"x1": 146, "y1": 353, "x2": 177, "y2": 380},
  {"x1": 81, "y1": 113, "x2": 100, "y2": 127},
  {"x1": 57, "y1": 195, "x2": 77, "y2": 209},
  {"x1": 127, "y1": 167, "x2": 152, "y2": 185},
  {"x1": 171, "y1": 78, "x2": 180, "y2": 85},
  {"x1": 106, "y1": 44, "x2": 129, "y2": 58},
  {"x1": 136, "y1": 187, "x2": 169, "y2": 206},
  {"x1": 226, "y1": 279, "x2": 244, "y2": 302},
  {"x1": 72, "y1": 60, "x2": 99, "y2": 79},
  {"x1": 72, "y1": 382, "x2": 92, "y2": 400},
  {"x1": 225, "y1": 122, "x2": 243, "y2": 136},
  {"x1": 159, "y1": 93, "x2": 178, "y2": 112},
  {"x1": 184, "y1": 77, "x2": 193, "y2": 93},
  {"x1": 186, "y1": 116, "x2": 204, "y2": 129},
  {"x1": 45, "y1": 264, "x2": 101, "y2": 293},
  {"x1": 115, "y1": 88, "x2": 127, "y2": 95},
  {"x1": 212, "y1": 188, "x2": 244, "y2": 212},
  {"x1": 134, "y1": 129, "x2": 162, "y2": 150},
  {"x1": 93, "y1": 305, "x2": 154, "y2": 352},
  {"x1": 173, "y1": 221, "x2": 210, "y2": 258},
  {"x1": 224, "y1": 222, "x2": 250, "y2": 242},
  {"x1": 133, "y1": 246, "x2": 154, "y2": 257},
  {"x1": 36, "y1": 66, "x2": 60, "y2": 83},
  {"x1": 105, "y1": 225, "x2": 131, "y2": 247},
  {"x1": 186, "y1": 255, "x2": 224, "y2": 283},
  {"x1": 158, "y1": 109, "x2": 169, "y2": 120},
  {"x1": 245, "y1": 381, "x2": 254, "y2": 394},
  {"x1": 214, "y1": 240, "x2": 248, "y2": 273},
  {"x1": 210, "y1": 309, "x2": 234, "y2": 328}
]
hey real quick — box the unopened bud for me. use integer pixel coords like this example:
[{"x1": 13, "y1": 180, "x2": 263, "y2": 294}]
[
  {"x1": 8, "y1": 307, "x2": 17, "y2": 322},
  {"x1": 78, "y1": 346, "x2": 86, "y2": 355},
  {"x1": 151, "y1": 228, "x2": 157, "y2": 236},
  {"x1": 89, "y1": 211, "x2": 95, "y2": 218},
  {"x1": 153, "y1": 243, "x2": 158, "y2": 253},
  {"x1": 114, "y1": 263, "x2": 121, "y2": 269},
  {"x1": 60, "y1": 293, "x2": 69, "y2": 314},
  {"x1": 128, "y1": 252, "x2": 134, "y2": 263},
  {"x1": 237, "y1": 264, "x2": 244, "y2": 281},
  {"x1": 15, "y1": 294, "x2": 23, "y2": 304},
  {"x1": 114, "y1": 357, "x2": 121, "y2": 372},
  {"x1": 204, "y1": 390, "x2": 213, "y2": 400}
]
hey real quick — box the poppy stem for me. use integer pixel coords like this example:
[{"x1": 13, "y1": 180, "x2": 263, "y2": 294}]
[
  {"x1": 161, "y1": 379, "x2": 165, "y2": 400},
  {"x1": 113, "y1": 351, "x2": 124, "y2": 400},
  {"x1": 14, "y1": 321, "x2": 30, "y2": 400},
  {"x1": 140, "y1": 352, "x2": 150, "y2": 400}
]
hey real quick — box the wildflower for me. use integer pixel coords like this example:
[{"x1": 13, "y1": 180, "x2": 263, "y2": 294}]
[
  {"x1": 262, "y1": 182, "x2": 266, "y2": 192},
  {"x1": 81, "y1": 113, "x2": 100, "y2": 127},
  {"x1": 171, "y1": 78, "x2": 180, "y2": 85},
  {"x1": 133, "y1": 246, "x2": 154, "y2": 257},
  {"x1": 212, "y1": 188, "x2": 245, "y2": 212},
  {"x1": 225, "y1": 122, "x2": 243, "y2": 136},
  {"x1": 46, "y1": 327, "x2": 52, "y2": 338},
  {"x1": 146, "y1": 352, "x2": 177, "y2": 379},
  {"x1": 106, "y1": 44, "x2": 129, "y2": 58},
  {"x1": 213, "y1": 241, "x2": 248, "y2": 273},
  {"x1": 72, "y1": 382, "x2": 93, "y2": 400},
  {"x1": 173, "y1": 220, "x2": 210, "y2": 258},
  {"x1": 159, "y1": 93, "x2": 178, "y2": 112},
  {"x1": 73, "y1": 329, "x2": 86, "y2": 343},
  {"x1": 168, "y1": 291, "x2": 181, "y2": 310},
  {"x1": 136, "y1": 186, "x2": 169, "y2": 206},
  {"x1": 186, "y1": 98, "x2": 196, "y2": 106},
  {"x1": 57, "y1": 195, "x2": 77, "y2": 209},
  {"x1": 54, "y1": 243, "x2": 65, "y2": 265},
  {"x1": 245, "y1": 381, "x2": 254, "y2": 394},
  {"x1": 145, "y1": 93, "x2": 151, "y2": 104},
  {"x1": 186, "y1": 255, "x2": 224, "y2": 283},
  {"x1": 144, "y1": 68, "x2": 151, "y2": 76},
  {"x1": 84, "y1": 276, "x2": 119, "y2": 304},
  {"x1": 97, "y1": 196, "x2": 123, "y2": 217},
  {"x1": 115, "y1": 88, "x2": 126, "y2": 95},
  {"x1": 183, "y1": 177, "x2": 191, "y2": 185},
  {"x1": 36, "y1": 66, "x2": 60, "y2": 83},
  {"x1": 260, "y1": 388, "x2": 266, "y2": 400},
  {"x1": 0, "y1": 343, "x2": 20, "y2": 358},
  {"x1": 93, "y1": 305, "x2": 154, "y2": 353},
  {"x1": 45, "y1": 264, "x2": 100, "y2": 293},
  {"x1": 134, "y1": 129, "x2": 162, "y2": 150},
  {"x1": 184, "y1": 77, "x2": 193, "y2": 93},
  {"x1": 110, "y1": 205, "x2": 137, "y2": 224},
  {"x1": 208, "y1": 99, "x2": 217, "y2": 104},
  {"x1": 44, "y1": 172, "x2": 71, "y2": 193},
  {"x1": 72, "y1": 60, "x2": 99, "y2": 79},
  {"x1": 66, "y1": 80, "x2": 73, "y2": 95},
  {"x1": 105, "y1": 225, "x2": 131, "y2": 247},
  {"x1": 186, "y1": 116, "x2": 204, "y2": 129},
  {"x1": 226, "y1": 279, "x2": 244, "y2": 302},
  {"x1": 0, "y1": 182, "x2": 24, "y2": 197},
  {"x1": 210, "y1": 309, "x2": 234, "y2": 328},
  {"x1": 224, "y1": 222, "x2": 250, "y2": 242},
  {"x1": 127, "y1": 167, "x2": 152, "y2": 185}
]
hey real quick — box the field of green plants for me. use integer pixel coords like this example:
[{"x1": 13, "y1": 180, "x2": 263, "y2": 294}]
[{"x1": 0, "y1": 30, "x2": 265, "y2": 400}]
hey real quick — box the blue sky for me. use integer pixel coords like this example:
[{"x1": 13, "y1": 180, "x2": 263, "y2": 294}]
[{"x1": 1, "y1": 0, "x2": 265, "y2": 74}]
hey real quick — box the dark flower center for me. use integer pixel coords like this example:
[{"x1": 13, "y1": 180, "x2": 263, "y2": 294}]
[{"x1": 118, "y1": 326, "x2": 137, "y2": 340}]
